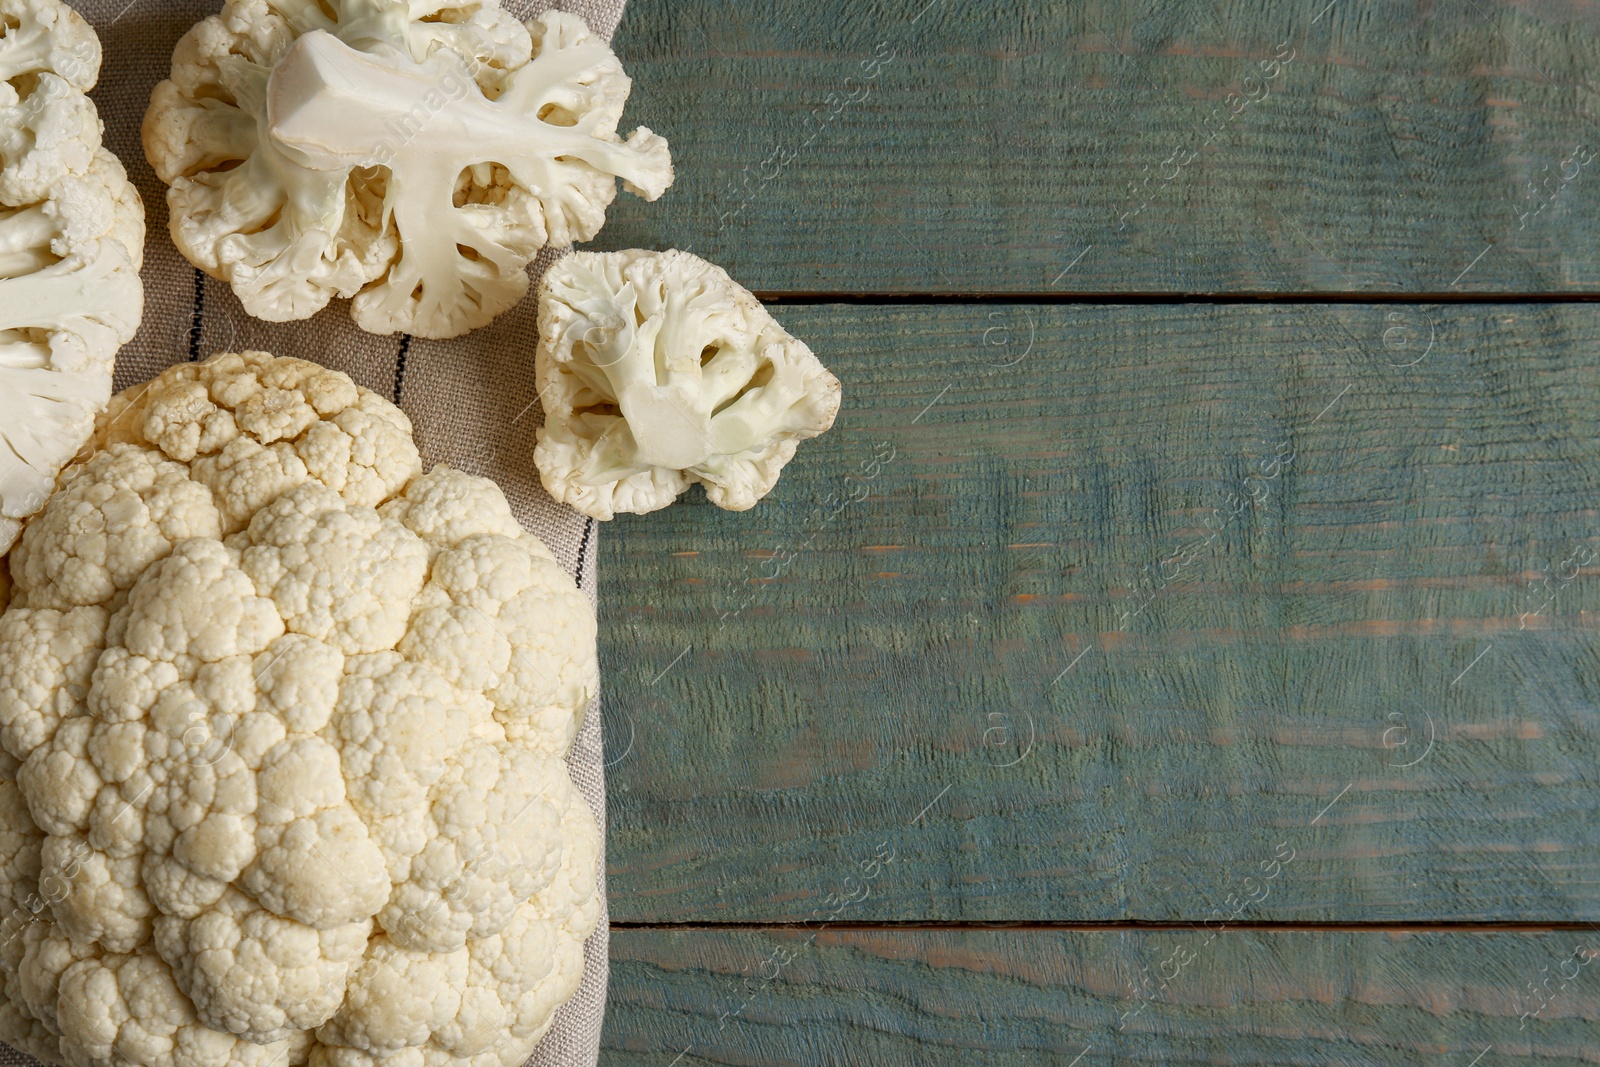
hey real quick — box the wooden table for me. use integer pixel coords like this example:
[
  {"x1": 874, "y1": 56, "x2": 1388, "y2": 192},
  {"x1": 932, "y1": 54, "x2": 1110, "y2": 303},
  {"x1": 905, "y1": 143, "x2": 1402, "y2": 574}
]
[{"x1": 590, "y1": 1, "x2": 1600, "y2": 1062}]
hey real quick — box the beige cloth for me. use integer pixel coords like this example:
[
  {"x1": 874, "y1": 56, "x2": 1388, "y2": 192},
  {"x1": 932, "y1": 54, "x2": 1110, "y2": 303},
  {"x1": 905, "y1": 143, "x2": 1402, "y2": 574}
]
[{"x1": 1, "y1": 0, "x2": 630, "y2": 1064}]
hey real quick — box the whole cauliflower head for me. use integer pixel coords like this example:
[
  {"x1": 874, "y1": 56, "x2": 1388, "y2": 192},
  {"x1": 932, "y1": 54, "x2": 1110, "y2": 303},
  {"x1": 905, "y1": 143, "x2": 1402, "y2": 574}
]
[
  {"x1": 535, "y1": 249, "x2": 843, "y2": 520},
  {"x1": 142, "y1": 0, "x2": 673, "y2": 339},
  {"x1": 0, "y1": 352, "x2": 601, "y2": 1067},
  {"x1": 0, "y1": 0, "x2": 146, "y2": 554}
]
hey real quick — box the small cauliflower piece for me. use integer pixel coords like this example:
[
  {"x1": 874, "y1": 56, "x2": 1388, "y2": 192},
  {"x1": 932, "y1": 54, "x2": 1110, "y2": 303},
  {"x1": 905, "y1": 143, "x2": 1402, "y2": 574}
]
[
  {"x1": 0, "y1": 353, "x2": 600, "y2": 1067},
  {"x1": 536, "y1": 249, "x2": 843, "y2": 520},
  {"x1": 0, "y1": 0, "x2": 145, "y2": 553},
  {"x1": 143, "y1": 0, "x2": 672, "y2": 339}
]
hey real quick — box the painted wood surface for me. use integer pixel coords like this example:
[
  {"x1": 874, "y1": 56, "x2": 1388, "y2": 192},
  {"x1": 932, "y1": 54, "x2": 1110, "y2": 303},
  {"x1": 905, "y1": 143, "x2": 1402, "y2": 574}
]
[
  {"x1": 598, "y1": 0, "x2": 1600, "y2": 295},
  {"x1": 602, "y1": 927, "x2": 1600, "y2": 1065},
  {"x1": 595, "y1": 1, "x2": 1600, "y2": 1055},
  {"x1": 598, "y1": 302, "x2": 1600, "y2": 925}
]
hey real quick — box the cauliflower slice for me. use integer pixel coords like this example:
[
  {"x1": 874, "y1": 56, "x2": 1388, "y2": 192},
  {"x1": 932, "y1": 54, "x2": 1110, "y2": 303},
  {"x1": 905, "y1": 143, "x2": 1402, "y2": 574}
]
[
  {"x1": 535, "y1": 249, "x2": 843, "y2": 520},
  {"x1": 0, "y1": 0, "x2": 145, "y2": 555},
  {"x1": 0, "y1": 354, "x2": 600, "y2": 1067},
  {"x1": 143, "y1": 0, "x2": 673, "y2": 339}
]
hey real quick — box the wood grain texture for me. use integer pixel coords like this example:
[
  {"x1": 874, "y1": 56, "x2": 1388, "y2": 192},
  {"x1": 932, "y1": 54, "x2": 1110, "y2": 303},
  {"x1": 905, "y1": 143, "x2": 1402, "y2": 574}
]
[
  {"x1": 597, "y1": 0, "x2": 1600, "y2": 295},
  {"x1": 598, "y1": 302, "x2": 1600, "y2": 925},
  {"x1": 602, "y1": 928, "x2": 1600, "y2": 1065}
]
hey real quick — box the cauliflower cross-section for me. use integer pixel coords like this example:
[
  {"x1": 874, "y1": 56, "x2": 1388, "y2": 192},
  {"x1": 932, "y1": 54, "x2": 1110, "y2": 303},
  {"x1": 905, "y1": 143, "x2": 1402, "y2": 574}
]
[
  {"x1": 0, "y1": 352, "x2": 601, "y2": 1067},
  {"x1": 143, "y1": 0, "x2": 673, "y2": 339},
  {"x1": 0, "y1": 0, "x2": 145, "y2": 554},
  {"x1": 535, "y1": 249, "x2": 843, "y2": 520}
]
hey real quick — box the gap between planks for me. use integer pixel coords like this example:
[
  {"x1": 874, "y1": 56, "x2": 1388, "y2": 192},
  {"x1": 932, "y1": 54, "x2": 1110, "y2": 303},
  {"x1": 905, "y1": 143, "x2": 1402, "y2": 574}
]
[
  {"x1": 756, "y1": 290, "x2": 1600, "y2": 305},
  {"x1": 611, "y1": 921, "x2": 1600, "y2": 933}
]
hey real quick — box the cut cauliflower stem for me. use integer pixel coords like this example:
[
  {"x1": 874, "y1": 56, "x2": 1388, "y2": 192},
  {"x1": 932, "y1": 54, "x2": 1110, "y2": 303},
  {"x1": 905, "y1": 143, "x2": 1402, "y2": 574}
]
[
  {"x1": 0, "y1": 352, "x2": 601, "y2": 1067},
  {"x1": 535, "y1": 249, "x2": 843, "y2": 520},
  {"x1": 0, "y1": 0, "x2": 145, "y2": 554},
  {"x1": 142, "y1": 0, "x2": 673, "y2": 339}
]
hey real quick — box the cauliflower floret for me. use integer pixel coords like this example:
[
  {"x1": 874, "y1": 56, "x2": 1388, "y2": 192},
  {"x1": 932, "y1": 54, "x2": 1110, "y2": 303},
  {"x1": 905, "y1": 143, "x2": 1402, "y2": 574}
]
[
  {"x1": 0, "y1": 605, "x2": 105, "y2": 758},
  {"x1": 243, "y1": 737, "x2": 388, "y2": 928},
  {"x1": 0, "y1": 73, "x2": 97, "y2": 205},
  {"x1": 385, "y1": 523, "x2": 596, "y2": 755},
  {"x1": 0, "y1": 775, "x2": 42, "y2": 912},
  {"x1": 427, "y1": 905, "x2": 556, "y2": 1064},
  {"x1": 154, "y1": 887, "x2": 372, "y2": 1043},
  {"x1": 316, "y1": 938, "x2": 467, "y2": 1054},
  {"x1": 8, "y1": 446, "x2": 220, "y2": 611},
  {"x1": 238, "y1": 484, "x2": 430, "y2": 655},
  {"x1": 0, "y1": 920, "x2": 57, "y2": 1065},
  {"x1": 0, "y1": 0, "x2": 101, "y2": 202},
  {"x1": 49, "y1": 946, "x2": 303, "y2": 1067},
  {"x1": 18, "y1": 714, "x2": 100, "y2": 837},
  {"x1": 378, "y1": 741, "x2": 572, "y2": 953},
  {"x1": 95, "y1": 351, "x2": 422, "y2": 526},
  {"x1": 1, "y1": 0, "x2": 145, "y2": 554},
  {"x1": 536, "y1": 249, "x2": 843, "y2": 519},
  {"x1": 0, "y1": 0, "x2": 99, "y2": 91},
  {"x1": 143, "y1": 0, "x2": 673, "y2": 339},
  {"x1": 0, "y1": 153, "x2": 146, "y2": 551},
  {"x1": 378, "y1": 468, "x2": 525, "y2": 555},
  {"x1": 40, "y1": 830, "x2": 152, "y2": 953},
  {"x1": 0, "y1": 354, "x2": 600, "y2": 1067}
]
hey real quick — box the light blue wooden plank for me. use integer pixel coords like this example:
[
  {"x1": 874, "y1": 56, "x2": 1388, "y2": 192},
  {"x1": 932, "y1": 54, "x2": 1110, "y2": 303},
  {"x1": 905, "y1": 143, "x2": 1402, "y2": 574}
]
[{"x1": 601, "y1": 301, "x2": 1600, "y2": 924}]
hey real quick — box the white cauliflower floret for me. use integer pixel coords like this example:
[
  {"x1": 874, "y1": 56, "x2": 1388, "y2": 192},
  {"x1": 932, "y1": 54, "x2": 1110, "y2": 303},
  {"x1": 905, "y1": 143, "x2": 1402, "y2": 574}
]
[
  {"x1": 333, "y1": 654, "x2": 485, "y2": 833},
  {"x1": 378, "y1": 468, "x2": 525, "y2": 556},
  {"x1": 428, "y1": 906, "x2": 556, "y2": 1064},
  {"x1": 119, "y1": 539, "x2": 285, "y2": 664},
  {"x1": 154, "y1": 888, "x2": 371, "y2": 1043},
  {"x1": 41, "y1": 830, "x2": 151, "y2": 953},
  {"x1": 0, "y1": 605, "x2": 105, "y2": 757},
  {"x1": 0, "y1": 73, "x2": 97, "y2": 205},
  {"x1": 0, "y1": 353, "x2": 600, "y2": 1067},
  {"x1": 0, "y1": 0, "x2": 101, "y2": 202},
  {"x1": 378, "y1": 741, "x2": 568, "y2": 953},
  {"x1": 0, "y1": 0, "x2": 99, "y2": 91},
  {"x1": 536, "y1": 249, "x2": 843, "y2": 520},
  {"x1": 47, "y1": 945, "x2": 305, "y2": 1067},
  {"x1": 243, "y1": 738, "x2": 388, "y2": 928},
  {"x1": 387, "y1": 528, "x2": 595, "y2": 756},
  {"x1": 8, "y1": 446, "x2": 219, "y2": 611},
  {"x1": 238, "y1": 484, "x2": 430, "y2": 654},
  {"x1": 0, "y1": 921, "x2": 56, "y2": 1064},
  {"x1": 143, "y1": 0, "x2": 673, "y2": 339},
  {"x1": 0, "y1": 775, "x2": 42, "y2": 912},
  {"x1": 15, "y1": 921, "x2": 95, "y2": 1037},
  {"x1": 0, "y1": 0, "x2": 144, "y2": 554},
  {"x1": 316, "y1": 938, "x2": 466, "y2": 1054}
]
